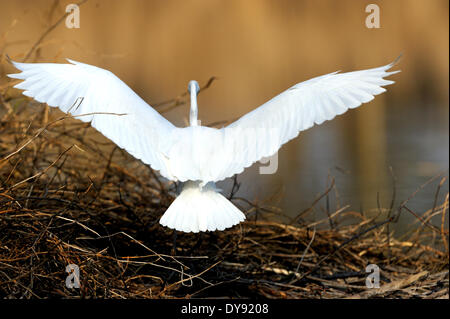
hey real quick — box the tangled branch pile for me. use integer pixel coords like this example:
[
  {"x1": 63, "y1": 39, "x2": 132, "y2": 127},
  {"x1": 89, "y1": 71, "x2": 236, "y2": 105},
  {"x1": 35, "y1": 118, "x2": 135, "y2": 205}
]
[{"x1": 0, "y1": 60, "x2": 448, "y2": 299}]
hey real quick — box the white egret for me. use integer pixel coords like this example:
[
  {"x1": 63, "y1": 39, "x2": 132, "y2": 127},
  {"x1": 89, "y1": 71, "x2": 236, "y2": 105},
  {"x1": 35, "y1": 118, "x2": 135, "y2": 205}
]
[{"x1": 8, "y1": 58, "x2": 400, "y2": 233}]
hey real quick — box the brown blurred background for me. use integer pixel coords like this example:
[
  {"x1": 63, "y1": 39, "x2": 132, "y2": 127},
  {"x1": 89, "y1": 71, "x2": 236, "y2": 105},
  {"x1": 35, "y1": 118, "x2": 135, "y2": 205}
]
[{"x1": 0, "y1": 0, "x2": 448, "y2": 233}]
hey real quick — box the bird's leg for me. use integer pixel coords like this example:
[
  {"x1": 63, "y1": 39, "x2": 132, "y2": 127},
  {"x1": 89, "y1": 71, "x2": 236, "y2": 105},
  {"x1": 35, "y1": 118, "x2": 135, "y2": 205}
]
[{"x1": 171, "y1": 230, "x2": 178, "y2": 256}]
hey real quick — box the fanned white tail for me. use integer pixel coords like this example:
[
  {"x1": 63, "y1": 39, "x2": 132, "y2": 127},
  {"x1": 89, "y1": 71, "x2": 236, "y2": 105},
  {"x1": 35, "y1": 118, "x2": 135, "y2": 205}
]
[{"x1": 160, "y1": 181, "x2": 245, "y2": 233}]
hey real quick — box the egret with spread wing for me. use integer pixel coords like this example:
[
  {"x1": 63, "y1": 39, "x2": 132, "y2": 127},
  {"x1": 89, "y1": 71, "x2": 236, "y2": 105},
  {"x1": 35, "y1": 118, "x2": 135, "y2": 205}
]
[{"x1": 8, "y1": 58, "x2": 400, "y2": 233}]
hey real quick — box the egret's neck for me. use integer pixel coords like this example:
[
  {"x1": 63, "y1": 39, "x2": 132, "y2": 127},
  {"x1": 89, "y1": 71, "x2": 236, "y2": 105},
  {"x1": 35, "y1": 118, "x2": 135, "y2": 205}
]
[{"x1": 189, "y1": 85, "x2": 198, "y2": 126}]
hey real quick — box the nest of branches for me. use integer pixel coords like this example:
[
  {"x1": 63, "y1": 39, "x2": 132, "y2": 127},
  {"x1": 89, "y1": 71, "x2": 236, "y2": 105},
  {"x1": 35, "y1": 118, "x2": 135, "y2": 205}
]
[{"x1": 0, "y1": 60, "x2": 448, "y2": 299}]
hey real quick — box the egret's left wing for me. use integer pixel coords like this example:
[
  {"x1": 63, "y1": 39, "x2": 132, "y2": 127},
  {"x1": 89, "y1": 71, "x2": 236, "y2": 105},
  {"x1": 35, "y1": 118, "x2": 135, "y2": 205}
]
[
  {"x1": 207, "y1": 60, "x2": 400, "y2": 182},
  {"x1": 8, "y1": 59, "x2": 177, "y2": 180}
]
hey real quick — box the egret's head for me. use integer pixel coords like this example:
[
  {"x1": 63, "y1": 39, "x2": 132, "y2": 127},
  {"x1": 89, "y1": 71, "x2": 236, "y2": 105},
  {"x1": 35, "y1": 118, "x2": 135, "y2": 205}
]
[{"x1": 188, "y1": 80, "x2": 200, "y2": 95}]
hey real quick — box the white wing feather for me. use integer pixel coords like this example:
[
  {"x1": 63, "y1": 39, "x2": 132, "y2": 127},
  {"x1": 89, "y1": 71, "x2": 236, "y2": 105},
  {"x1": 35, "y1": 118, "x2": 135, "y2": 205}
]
[
  {"x1": 8, "y1": 59, "x2": 399, "y2": 184},
  {"x1": 219, "y1": 61, "x2": 400, "y2": 181},
  {"x1": 162, "y1": 61, "x2": 399, "y2": 183},
  {"x1": 8, "y1": 59, "x2": 176, "y2": 180}
]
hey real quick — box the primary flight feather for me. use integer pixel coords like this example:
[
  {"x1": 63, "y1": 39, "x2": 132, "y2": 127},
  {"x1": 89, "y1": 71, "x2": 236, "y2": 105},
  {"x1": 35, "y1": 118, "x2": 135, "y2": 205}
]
[{"x1": 8, "y1": 58, "x2": 400, "y2": 233}]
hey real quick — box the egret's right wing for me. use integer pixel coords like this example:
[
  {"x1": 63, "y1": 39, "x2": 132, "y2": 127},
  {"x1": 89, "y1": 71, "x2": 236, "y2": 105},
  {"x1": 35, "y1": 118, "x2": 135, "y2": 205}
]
[
  {"x1": 8, "y1": 59, "x2": 177, "y2": 180},
  {"x1": 209, "y1": 60, "x2": 400, "y2": 182}
]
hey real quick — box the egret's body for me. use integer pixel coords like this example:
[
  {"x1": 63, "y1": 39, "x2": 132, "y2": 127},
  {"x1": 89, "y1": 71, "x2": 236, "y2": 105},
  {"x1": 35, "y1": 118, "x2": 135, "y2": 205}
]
[{"x1": 8, "y1": 58, "x2": 400, "y2": 232}]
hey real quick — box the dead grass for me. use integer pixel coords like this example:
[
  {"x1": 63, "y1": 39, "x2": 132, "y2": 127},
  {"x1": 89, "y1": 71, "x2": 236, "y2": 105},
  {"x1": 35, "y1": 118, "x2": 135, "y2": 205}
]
[{"x1": 0, "y1": 80, "x2": 448, "y2": 298}]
